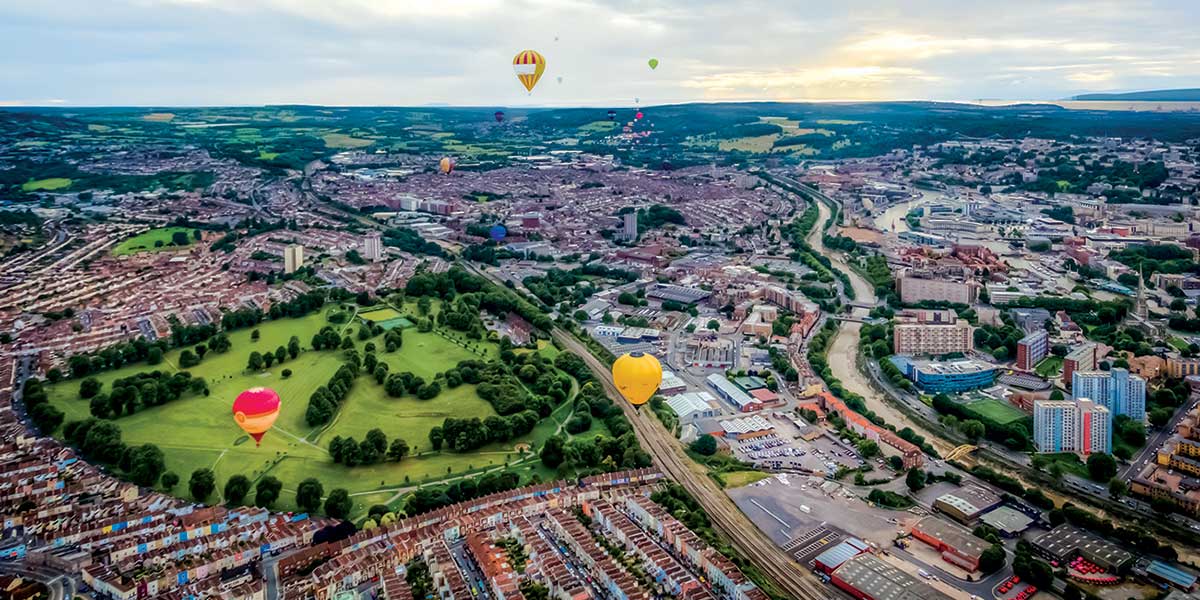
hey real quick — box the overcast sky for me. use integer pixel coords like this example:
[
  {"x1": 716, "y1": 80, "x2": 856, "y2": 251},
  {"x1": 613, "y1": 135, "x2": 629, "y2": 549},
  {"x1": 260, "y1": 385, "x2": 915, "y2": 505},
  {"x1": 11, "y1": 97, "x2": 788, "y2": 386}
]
[{"x1": 2, "y1": 0, "x2": 1198, "y2": 107}]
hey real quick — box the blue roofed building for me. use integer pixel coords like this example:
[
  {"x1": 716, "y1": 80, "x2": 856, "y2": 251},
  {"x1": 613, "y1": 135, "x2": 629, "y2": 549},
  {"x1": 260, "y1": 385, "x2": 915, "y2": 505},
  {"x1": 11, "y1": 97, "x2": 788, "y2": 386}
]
[
  {"x1": 888, "y1": 356, "x2": 999, "y2": 393},
  {"x1": 813, "y1": 537, "x2": 871, "y2": 575},
  {"x1": 1147, "y1": 560, "x2": 1198, "y2": 592}
]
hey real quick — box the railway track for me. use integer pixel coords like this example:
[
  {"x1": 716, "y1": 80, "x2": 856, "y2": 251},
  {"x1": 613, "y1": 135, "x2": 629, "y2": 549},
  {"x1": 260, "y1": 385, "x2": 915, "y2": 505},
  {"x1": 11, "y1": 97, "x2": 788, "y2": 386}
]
[{"x1": 551, "y1": 330, "x2": 830, "y2": 600}]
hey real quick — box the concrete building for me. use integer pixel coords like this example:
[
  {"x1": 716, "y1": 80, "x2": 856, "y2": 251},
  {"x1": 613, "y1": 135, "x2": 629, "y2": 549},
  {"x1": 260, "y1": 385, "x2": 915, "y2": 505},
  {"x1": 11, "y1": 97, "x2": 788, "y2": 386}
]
[
  {"x1": 363, "y1": 232, "x2": 383, "y2": 262},
  {"x1": 283, "y1": 244, "x2": 304, "y2": 274},
  {"x1": 892, "y1": 309, "x2": 974, "y2": 356},
  {"x1": 665, "y1": 392, "x2": 719, "y2": 424},
  {"x1": 829, "y1": 553, "x2": 954, "y2": 600},
  {"x1": 932, "y1": 486, "x2": 1002, "y2": 524},
  {"x1": 1031, "y1": 526, "x2": 1132, "y2": 573},
  {"x1": 1016, "y1": 330, "x2": 1049, "y2": 372},
  {"x1": 621, "y1": 211, "x2": 638, "y2": 241},
  {"x1": 1168, "y1": 355, "x2": 1200, "y2": 378},
  {"x1": 1033, "y1": 398, "x2": 1111, "y2": 457},
  {"x1": 1063, "y1": 343, "x2": 1099, "y2": 390},
  {"x1": 910, "y1": 516, "x2": 988, "y2": 572},
  {"x1": 1072, "y1": 368, "x2": 1147, "y2": 421},
  {"x1": 706, "y1": 373, "x2": 762, "y2": 413},
  {"x1": 897, "y1": 273, "x2": 978, "y2": 305}
]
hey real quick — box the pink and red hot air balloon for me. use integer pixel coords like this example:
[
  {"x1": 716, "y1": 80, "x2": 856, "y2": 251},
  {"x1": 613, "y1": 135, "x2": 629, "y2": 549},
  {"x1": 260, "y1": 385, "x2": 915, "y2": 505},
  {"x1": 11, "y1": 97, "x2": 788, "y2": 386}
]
[{"x1": 232, "y1": 387, "x2": 281, "y2": 446}]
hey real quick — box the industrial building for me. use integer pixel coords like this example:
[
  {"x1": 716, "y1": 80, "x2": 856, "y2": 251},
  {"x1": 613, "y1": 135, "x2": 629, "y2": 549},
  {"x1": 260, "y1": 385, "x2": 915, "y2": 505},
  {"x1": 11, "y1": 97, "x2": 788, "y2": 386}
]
[
  {"x1": 909, "y1": 517, "x2": 987, "y2": 572},
  {"x1": 718, "y1": 415, "x2": 775, "y2": 440},
  {"x1": 645, "y1": 283, "x2": 712, "y2": 305},
  {"x1": 706, "y1": 373, "x2": 763, "y2": 413},
  {"x1": 932, "y1": 485, "x2": 1001, "y2": 524},
  {"x1": 813, "y1": 538, "x2": 872, "y2": 575},
  {"x1": 829, "y1": 553, "x2": 955, "y2": 600},
  {"x1": 978, "y1": 506, "x2": 1035, "y2": 537},
  {"x1": 1031, "y1": 525, "x2": 1133, "y2": 573},
  {"x1": 665, "y1": 392, "x2": 719, "y2": 424}
]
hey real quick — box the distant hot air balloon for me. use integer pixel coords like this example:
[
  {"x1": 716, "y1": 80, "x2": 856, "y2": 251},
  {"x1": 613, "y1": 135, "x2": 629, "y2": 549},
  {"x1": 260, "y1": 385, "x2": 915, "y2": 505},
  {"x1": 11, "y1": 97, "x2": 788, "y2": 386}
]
[
  {"x1": 557, "y1": 76, "x2": 563, "y2": 84},
  {"x1": 494, "y1": 110, "x2": 505, "y2": 123},
  {"x1": 607, "y1": 110, "x2": 616, "y2": 121},
  {"x1": 232, "y1": 387, "x2": 280, "y2": 447},
  {"x1": 512, "y1": 50, "x2": 546, "y2": 93},
  {"x1": 647, "y1": 58, "x2": 659, "y2": 70},
  {"x1": 635, "y1": 111, "x2": 644, "y2": 120},
  {"x1": 439, "y1": 157, "x2": 455, "y2": 174},
  {"x1": 612, "y1": 352, "x2": 662, "y2": 407},
  {"x1": 489, "y1": 224, "x2": 507, "y2": 242}
]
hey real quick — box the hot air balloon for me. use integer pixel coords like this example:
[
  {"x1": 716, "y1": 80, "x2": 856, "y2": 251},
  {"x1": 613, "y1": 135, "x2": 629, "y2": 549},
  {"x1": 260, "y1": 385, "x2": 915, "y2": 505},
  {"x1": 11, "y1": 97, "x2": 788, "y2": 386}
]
[
  {"x1": 648, "y1": 58, "x2": 659, "y2": 70},
  {"x1": 607, "y1": 110, "x2": 616, "y2": 121},
  {"x1": 635, "y1": 111, "x2": 644, "y2": 120},
  {"x1": 494, "y1": 111, "x2": 505, "y2": 123},
  {"x1": 489, "y1": 224, "x2": 507, "y2": 242},
  {"x1": 612, "y1": 352, "x2": 662, "y2": 407},
  {"x1": 232, "y1": 387, "x2": 280, "y2": 446},
  {"x1": 512, "y1": 50, "x2": 546, "y2": 93},
  {"x1": 439, "y1": 157, "x2": 455, "y2": 174}
]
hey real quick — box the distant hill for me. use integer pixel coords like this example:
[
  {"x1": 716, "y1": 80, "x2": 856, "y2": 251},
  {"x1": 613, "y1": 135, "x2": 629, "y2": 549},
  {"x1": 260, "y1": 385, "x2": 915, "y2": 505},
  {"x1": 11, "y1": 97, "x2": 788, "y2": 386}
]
[{"x1": 1071, "y1": 88, "x2": 1200, "y2": 101}]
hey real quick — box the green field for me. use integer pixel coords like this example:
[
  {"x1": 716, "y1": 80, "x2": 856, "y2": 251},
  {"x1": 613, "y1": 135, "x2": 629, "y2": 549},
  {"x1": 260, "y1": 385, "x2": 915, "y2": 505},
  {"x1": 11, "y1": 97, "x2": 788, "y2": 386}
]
[
  {"x1": 112, "y1": 227, "x2": 198, "y2": 256},
  {"x1": 1035, "y1": 356, "x2": 1064, "y2": 378},
  {"x1": 45, "y1": 302, "x2": 571, "y2": 517},
  {"x1": 21, "y1": 177, "x2": 72, "y2": 191},
  {"x1": 721, "y1": 470, "x2": 771, "y2": 488},
  {"x1": 965, "y1": 398, "x2": 1027, "y2": 425}
]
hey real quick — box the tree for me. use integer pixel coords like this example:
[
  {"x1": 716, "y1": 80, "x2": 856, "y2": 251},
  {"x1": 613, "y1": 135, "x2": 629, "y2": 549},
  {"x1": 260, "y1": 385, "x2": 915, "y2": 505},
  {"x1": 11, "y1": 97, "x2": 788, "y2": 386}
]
[
  {"x1": 365, "y1": 428, "x2": 388, "y2": 456},
  {"x1": 179, "y1": 349, "x2": 200, "y2": 368},
  {"x1": 388, "y1": 438, "x2": 410, "y2": 461},
  {"x1": 125, "y1": 444, "x2": 165, "y2": 487},
  {"x1": 689, "y1": 434, "x2": 718, "y2": 456},
  {"x1": 147, "y1": 347, "x2": 163, "y2": 365},
  {"x1": 251, "y1": 329, "x2": 261, "y2": 341},
  {"x1": 979, "y1": 544, "x2": 1006, "y2": 574},
  {"x1": 171, "y1": 230, "x2": 190, "y2": 246},
  {"x1": 1108, "y1": 478, "x2": 1128, "y2": 499},
  {"x1": 1049, "y1": 389, "x2": 1065, "y2": 401},
  {"x1": 247, "y1": 351, "x2": 264, "y2": 371},
  {"x1": 959, "y1": 419, "x2": 986, "y2": 441},
  {"x1": 189, "y1": 468, "x2": 217, "y2": 502},
  {"x1": 540, "y1": 435, "x2": 565, "y2": 468},
  {"x1": 80, "y1": 377, "x2": 102, "y2": 399},
  {"x1": 706, "y1": 319, "x2": 720, "y2": 331},
  {"x1": 856, "y1": 440, "x2": 880, "y2": 459},
  {"x1": 282, "y1": 368, "x2": 293, "y2": 378},
  {"x1": 288, "y1": 336, "x2": 301, "y2": 359},
  {"x1": 324, "y1": 488, "x2": 352, "y2": 518},
  {"x1": 887, "y1": 456, "x2": 904, "y2": 471},
  {"x1": 296, "y1": 478, "x2": 325, "y2": 513},
  {"x1": 224, "y1": 474, "x2": 252, "y2": 504},
  {"x1": 254, "y1": 476, "x2": 283, "y2": 507},
  {"x1": 905, "y1": 467, "x2": 926, "y2": 492},
  {"x1": 161, "y1": 471, "x2": 179, "y2": 490},
  {"x1": 1086, "y1": 453, "x2": 1118, "y2": 482}
]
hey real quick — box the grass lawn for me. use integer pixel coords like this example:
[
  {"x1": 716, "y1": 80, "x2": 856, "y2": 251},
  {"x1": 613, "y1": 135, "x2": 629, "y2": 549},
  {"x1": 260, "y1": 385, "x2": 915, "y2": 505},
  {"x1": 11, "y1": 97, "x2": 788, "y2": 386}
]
[
  {"x1": 359, "y1": 308, "x2": 404, "y2": 322},
  {"x1": 21, "y1": 178, "x2": 73, "y2": 192},
  {"x1": 578, "y1": 121, "x2": 617, "y2": 133},
  {"x1": 45, "y1": 302, "x2": 557, "y2": 514},
  {"x1": 322, "y1": 132, "x2": 375, "y2": 149},
  {"x1": 1039, "y1": 452, "x2": 1089, "y2": 478},
  {"x1": 721, "y1": 470, "x2": 771, "y2": 488},
  {"x1": 966, "y1": 398, "x2": 1026, "y2": 425},
  {"x1": 1035, "y1": 356, "x2": 1064, "y2": 378},
  {"x1": 112, "y1": 226, "x2": 199, "y2": 256}
]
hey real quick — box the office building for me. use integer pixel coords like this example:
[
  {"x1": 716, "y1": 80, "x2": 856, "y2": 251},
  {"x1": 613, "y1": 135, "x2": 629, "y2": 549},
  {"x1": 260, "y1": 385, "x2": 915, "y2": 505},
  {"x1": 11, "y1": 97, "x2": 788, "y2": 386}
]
[
  {"x1": 1033, "y1": 398, "x2": 1111, "y2": 457},
  {"x1": 1168, "y1": 355, "x2": 1200, "y2": 378},
  {"x1": 1072, "y1": 368, "x2": 1146, "y2": 421},
  {"x1": 897, "y1": 273, "x2": 978, "y2": 305},
  {"x1": 1063, "y1": 343, "x2": 1099, "y2": 389},
  {"x1": 283, "y1": 244, "x2": 304, "y2": 274},
  {"x1": 363, "y1": 232, "x2": 383, "y2": 262},
  {"x1": 1016, "y1": 330, "x2": 1049, "y2": 372},
  {"x1": 892, "y1": 309, "x2": 974, "y2": 356},
  {"x1": 888, "y1": 356, "x2": 997, "y2": 393}
]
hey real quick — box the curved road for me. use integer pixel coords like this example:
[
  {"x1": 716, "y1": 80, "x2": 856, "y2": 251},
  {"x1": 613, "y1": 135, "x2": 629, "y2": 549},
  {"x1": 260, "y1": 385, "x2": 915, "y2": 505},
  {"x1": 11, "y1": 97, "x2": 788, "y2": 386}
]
[{"x1": 801, "y1": 185, "x2": 954, "y2": 455}]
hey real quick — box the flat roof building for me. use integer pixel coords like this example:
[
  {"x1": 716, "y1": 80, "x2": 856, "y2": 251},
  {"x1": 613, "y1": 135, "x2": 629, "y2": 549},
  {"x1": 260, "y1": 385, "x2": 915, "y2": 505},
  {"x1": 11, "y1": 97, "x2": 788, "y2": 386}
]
[
  {"x1": 910, "y1": 517, "x2": 988, "y2": 572},
  {"x1": 932, "y1": 485, "x2": 1001, "y2": 524},
  {"x1": 830, "y1": 553, "x2": 955, "y2": 600},
  {"x1": 978, "y1": 506, "x2": 1035, "y2": 537},
  {"x1": 707, "y1": 374, "x2": 762, "y2": 413},
  {"x1": 1031, "y1": 525, "x2": 1132, "y2": 573}
]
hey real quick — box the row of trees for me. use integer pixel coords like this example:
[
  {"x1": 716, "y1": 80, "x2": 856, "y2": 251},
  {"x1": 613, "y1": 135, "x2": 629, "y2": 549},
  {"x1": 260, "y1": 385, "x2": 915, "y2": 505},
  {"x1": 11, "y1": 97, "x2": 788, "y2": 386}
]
[
  {"x1": 329, "y1": 429, "x2": 409, "y2": 466},
  {"x1": 430, "y1": 411, "x2": 540, "y2": 453},
  {"x1": 85, "y1": 371, "x2": 207, "y2": 420},
  {"x1": 21, "y1": 378, "x2": 65, "y2": 433},
  {"x1": 304, "y1": 363, "x2": 358, "y2": 426},
  {"x1": 246, "y1": 336, "x2": 301, "y2": 371}
]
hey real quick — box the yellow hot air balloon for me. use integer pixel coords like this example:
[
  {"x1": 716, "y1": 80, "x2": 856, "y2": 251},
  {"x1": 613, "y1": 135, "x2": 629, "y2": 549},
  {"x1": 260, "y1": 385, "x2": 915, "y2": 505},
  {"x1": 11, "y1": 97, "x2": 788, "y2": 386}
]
[
  {"x1": 438, "y1": 156, "x2": 454, "y2": 174},
  {"x1": 612, "y1": 352, "x2": 662, "y2": 407},
  {"x1": 513, "y1": 49, "x2": 546, "y2": 93}
]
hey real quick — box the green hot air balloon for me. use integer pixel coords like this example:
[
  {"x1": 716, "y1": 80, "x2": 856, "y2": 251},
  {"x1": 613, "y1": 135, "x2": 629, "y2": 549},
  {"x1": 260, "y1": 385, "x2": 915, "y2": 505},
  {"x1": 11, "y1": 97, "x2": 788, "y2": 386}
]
[{"x1": 648, "y1": 58, "x2": 659, "y2": 70}]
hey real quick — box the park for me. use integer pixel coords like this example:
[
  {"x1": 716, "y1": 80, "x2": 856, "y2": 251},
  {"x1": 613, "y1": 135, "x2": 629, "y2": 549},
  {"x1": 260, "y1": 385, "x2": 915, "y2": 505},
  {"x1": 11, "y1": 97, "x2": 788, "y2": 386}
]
[{"x1": 44, "y1": 299, "x2": 578, "y2": 519}]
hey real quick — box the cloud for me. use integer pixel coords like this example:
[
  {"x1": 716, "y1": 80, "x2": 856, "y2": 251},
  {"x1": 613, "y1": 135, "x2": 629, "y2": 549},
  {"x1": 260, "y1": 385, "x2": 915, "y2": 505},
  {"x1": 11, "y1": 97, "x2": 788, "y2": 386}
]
[{"x1": 0, "y1": 0, "x2": 1197, "y2": 104}]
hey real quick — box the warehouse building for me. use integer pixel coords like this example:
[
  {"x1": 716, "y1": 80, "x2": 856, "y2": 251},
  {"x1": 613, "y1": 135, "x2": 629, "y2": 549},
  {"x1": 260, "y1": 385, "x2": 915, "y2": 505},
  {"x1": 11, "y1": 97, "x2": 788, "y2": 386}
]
[
  {"x1": 665, "y1": 392, "x2": 719, "y2": 424},
  {"x1": 1031, "y1": 525, "x2": 1133, "y2": 573},
  {"x1": 706, "y1": 373, "x2": 763, "y2": 412},
  {"x1": 645, "y1": 283, "x2": 712, "y2": 304},
  {"x1": 932, "y1": 486, "x2": 1001, "y2": 524},
  {"x1": 910, "y1": 517, "x2": 987, "y2": 572},
  {"x1": 978, "y1": 506, "x2": 1035, "y2": 537},
  {"x1": 718, "y1": 416, "x2": 775, "y2": 441},
  {"x1": 830, "y1": 553, "x2": 955, "y2": 600},
  {"x1": 813, "y1": 538, "x2": 871, "y2": 575}
]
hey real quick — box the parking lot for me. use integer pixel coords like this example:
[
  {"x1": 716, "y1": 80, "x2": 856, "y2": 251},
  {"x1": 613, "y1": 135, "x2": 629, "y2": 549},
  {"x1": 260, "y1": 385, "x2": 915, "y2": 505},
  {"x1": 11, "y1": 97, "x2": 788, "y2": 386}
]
[{"x1": 723, "y1": 413, "x2": 871, "y2": 475}]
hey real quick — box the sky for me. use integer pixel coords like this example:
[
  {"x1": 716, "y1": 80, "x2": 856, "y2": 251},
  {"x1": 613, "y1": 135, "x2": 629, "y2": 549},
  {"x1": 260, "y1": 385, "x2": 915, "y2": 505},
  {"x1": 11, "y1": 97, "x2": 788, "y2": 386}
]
[{"x1": 1, "y1": 0, "x2": 1199, "y2": 107}]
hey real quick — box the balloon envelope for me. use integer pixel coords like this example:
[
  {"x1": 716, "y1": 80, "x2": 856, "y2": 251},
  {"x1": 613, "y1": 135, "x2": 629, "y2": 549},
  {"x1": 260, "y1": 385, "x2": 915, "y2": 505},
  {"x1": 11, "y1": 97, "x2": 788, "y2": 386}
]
[
  {"x1": 648, "y1": 58, "x2": 659, "y2": 70},
  {"x1": 607, "y1": 110, "x2": 616, "y2": 120},
  {"x1": 635, "y1": 111, "x2": 644, "y2": 120},
  {"x1": 612, "y1": 352, "x2": 662, "y2": 406},
  {"x1": 232, "y1": 387, "x2": 281, "y2": 446},
  {"x1": 494, "y1": 111, "x2": 505, "y2": 123},
  {"x1": 489, "y1": 224, "x2": 507, "y2": 241},
  {"x1": 439, "y1": 157, "x2": 455, "y2": 174},
  {"x1": 512, "y1": 50, "x2": 546, "y2": 93}
]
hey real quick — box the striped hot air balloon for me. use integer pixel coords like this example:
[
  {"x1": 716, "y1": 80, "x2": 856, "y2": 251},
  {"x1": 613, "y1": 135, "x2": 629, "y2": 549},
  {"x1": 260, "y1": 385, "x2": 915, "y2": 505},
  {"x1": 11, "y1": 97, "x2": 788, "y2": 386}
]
[
  {"x1": 512, "y1": 50, "x2": 546, "y2": 93},
  {"x1": 232, "y1": 387, "x2": 281, "y2": 446}
]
